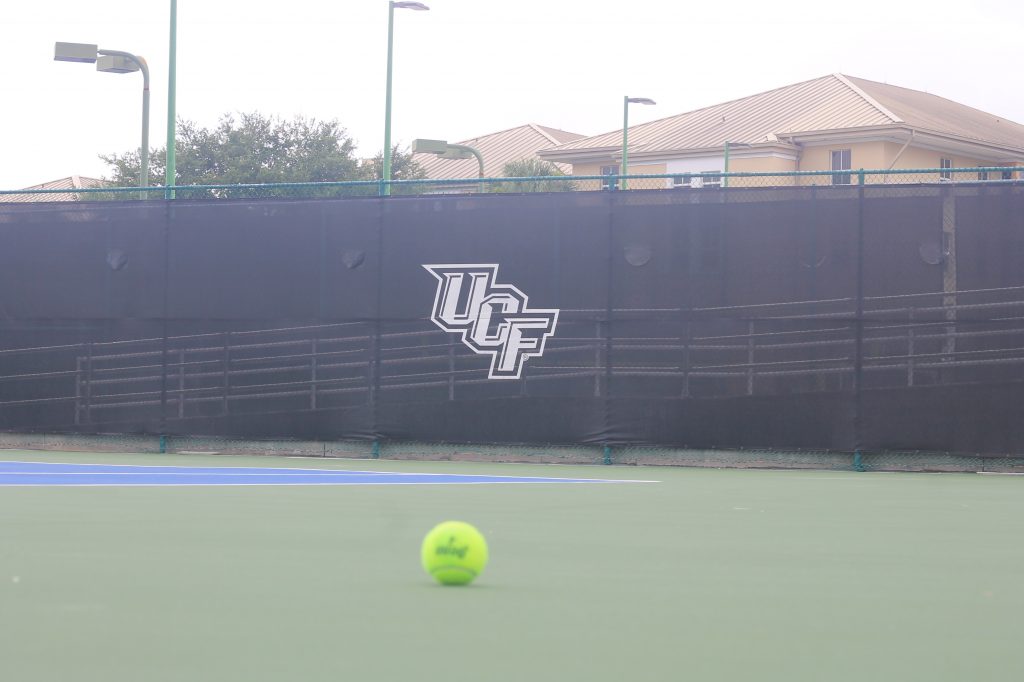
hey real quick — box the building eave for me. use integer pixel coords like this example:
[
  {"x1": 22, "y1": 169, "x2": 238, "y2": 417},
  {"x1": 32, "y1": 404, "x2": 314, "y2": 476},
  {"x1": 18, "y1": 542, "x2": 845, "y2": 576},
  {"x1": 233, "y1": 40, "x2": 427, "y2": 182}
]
[
  {"x1": 537, "y1": 146, "x2": 621, "y2": 164},
  {"x1": 788, "y1": 125, "x2": 1024, "y2": 161},
  {"x1": 540, "y1": 142, "x2": 802, "y2": 166},
  {"x1": 542, "y1": 122, "x2": 1024, "y2": 167}
]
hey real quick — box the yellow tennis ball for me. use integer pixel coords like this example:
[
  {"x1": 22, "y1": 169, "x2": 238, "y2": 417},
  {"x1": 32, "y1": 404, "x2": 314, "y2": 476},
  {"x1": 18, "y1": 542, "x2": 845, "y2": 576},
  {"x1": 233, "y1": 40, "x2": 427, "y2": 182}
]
[{"x1": 421, "y1": 521, "x2": 488, "y2": 586}]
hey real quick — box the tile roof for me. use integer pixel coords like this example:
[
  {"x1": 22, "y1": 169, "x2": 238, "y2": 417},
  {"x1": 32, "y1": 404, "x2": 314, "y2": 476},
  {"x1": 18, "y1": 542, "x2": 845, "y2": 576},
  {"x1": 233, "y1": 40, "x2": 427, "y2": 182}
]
[
  {"x1": 2, "y1": 175, "x2": 108, "y2": 203},
  {"x1": 541, "y1": 74, "x2": 1024, "y2": 159},
  {"x1": 412, "y1": 123, "x2": 585, "y2": 179}
]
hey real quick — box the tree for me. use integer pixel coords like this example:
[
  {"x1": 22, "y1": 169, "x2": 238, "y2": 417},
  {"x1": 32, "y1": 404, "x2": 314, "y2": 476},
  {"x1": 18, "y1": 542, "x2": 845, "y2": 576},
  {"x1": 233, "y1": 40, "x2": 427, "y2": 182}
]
[
  {"x1": 357, "y1": 146, "x2": 428, "y2": 195},
  {"x1": 491, "y1": 157, "x2": 576, "y2": 193},
  {"x1": 101, "y1": 112, "x2": 424, "y2": 198}
]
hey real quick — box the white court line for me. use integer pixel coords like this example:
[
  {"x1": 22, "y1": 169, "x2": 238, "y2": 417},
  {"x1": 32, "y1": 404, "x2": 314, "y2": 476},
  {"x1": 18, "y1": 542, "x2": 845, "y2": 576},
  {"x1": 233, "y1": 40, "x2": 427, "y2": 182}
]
[
  {"x1": 0, "y1": 471, "x2": 658, "y2": 482},
  {"x1": 0, "y1": 477, "x2": 663, "y2": 483},
  {"x1": 0, "y1": 460, "x2": 658, "y2": 483}
]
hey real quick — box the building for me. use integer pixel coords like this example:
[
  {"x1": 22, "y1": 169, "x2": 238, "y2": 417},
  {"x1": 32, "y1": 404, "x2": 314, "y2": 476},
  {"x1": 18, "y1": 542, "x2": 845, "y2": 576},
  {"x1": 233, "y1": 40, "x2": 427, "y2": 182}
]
[
  {"x1": 412, "y1": 123, "x2": 584, "y2": 187},
  {"x1": 538, "y1": 74, "x2": 1024, "y2": 188},
  {"x1": 1, "y1": 175, "x2": 108, "y2": 202}
]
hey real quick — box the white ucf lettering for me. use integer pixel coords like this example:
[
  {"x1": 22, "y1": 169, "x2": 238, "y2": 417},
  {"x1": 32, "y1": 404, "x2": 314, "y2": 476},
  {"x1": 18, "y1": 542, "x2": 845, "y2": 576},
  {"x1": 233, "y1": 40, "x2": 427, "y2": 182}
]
[{"x1": 423, "y1": 264, "x2": 559, "y2": 380}]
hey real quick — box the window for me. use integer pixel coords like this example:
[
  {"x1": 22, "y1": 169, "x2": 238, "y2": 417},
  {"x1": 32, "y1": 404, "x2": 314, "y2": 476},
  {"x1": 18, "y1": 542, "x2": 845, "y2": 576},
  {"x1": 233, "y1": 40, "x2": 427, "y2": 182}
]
[
  {"x1": 940, "y1": 158, "x2": 952, "y2": 181},
  {"x1": 699, "y1": 171, "x2": 722, "y2": 188},
  {"x1": 830, "y1": 149, "x2": 851, "y2": 185},
  {"x1": 672, "y1": 174, "x2": 692, "y2": 189},
  {"x1": 1003, "y1": 170, "x2": 1015, "y2": 181},
  {"x1": 978, "y1": 166, "x2": 989, "y2": 182},
  {"x1": 600, "y1": 165, "x2": 619, "y2": 190}
]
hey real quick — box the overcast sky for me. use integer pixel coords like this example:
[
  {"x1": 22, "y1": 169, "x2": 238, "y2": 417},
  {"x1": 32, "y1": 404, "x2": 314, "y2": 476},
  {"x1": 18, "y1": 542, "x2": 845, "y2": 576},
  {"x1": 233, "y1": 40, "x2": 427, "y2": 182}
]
[{"x1": 3, "y1": 0, "x2": 1023, "y2": 189}]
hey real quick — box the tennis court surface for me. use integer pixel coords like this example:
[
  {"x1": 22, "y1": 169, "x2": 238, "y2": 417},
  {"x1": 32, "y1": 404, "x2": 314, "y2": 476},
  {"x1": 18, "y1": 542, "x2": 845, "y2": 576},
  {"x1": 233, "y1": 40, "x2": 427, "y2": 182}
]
[{"x1": 1, "y1": 450, "x2": 1021, "y2": 681}]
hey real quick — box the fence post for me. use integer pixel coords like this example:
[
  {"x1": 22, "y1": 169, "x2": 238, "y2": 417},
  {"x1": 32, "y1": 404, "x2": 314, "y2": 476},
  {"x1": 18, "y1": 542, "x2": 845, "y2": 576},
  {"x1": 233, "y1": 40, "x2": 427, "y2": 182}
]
[
  {"x1": 84, "y1": 342, "x2": 94, "y2": 425},
  {"x1": 853, "y1": 171, "x2": 866, "y2": 470},
  {"x1": 907, "y1": 307, "x2": 915, "y2": 387},
  {"x1": 74, "y1": 357, "x2": 83, "y2": 425},
  {"x1": 311, "y1": 337, "x2": 318, "y2": 410},
  {"x1": 222, "y1": 332, "x2": 230, "y2": 416},
  {"x1": 746, "y1": 319, "x2": 756, "y2": 395},
  {"x1": 603, "y1": 192, "x2": 615, "y2": 456},
  {"x1": 177, "y1": 349, "x2": 185, "y2": 418},
  {"x1": 680, "y1": 317, "x2": 691, "y2": 398},
  {"x1": 941, "y1": 187, "x2": 958, "y2": 361},
  {"x1": 448, "y1": 336, "x2": 456, "y2": 401}
]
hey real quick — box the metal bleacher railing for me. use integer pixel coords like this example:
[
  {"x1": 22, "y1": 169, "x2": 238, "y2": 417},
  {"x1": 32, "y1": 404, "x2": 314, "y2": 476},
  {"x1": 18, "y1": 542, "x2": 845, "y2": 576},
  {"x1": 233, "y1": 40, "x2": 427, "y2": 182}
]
[
  {"x1": 0, "y1": 284, "x2": 1022, "y2": 426},
  {"x1": 0, "y1": 166, "x2": 1022, "y2": 201}
]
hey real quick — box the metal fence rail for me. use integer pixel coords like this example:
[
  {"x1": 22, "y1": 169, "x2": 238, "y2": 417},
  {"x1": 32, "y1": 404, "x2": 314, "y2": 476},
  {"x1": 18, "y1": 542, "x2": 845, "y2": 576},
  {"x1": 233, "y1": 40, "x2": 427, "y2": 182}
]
[{"x1": 1, "y1": 167, "x2": 1022, "y2": 202}]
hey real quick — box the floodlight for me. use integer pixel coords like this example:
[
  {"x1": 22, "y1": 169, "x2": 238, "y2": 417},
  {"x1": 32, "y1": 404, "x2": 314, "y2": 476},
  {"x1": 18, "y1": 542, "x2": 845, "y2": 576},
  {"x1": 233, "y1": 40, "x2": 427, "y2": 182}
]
[
  {"x1": 412, "y1": 139, "x2": 450, "y2": 154},
  {"x1": 97, "y1": 55, "x2": 140, "y2": 74},
  {"x1": 54, "y1": 42, "x2": 98, "y2": 63},
  {"x1": 54, "y1": 43, "x2": 150, "y2": 194},
  {"x1": 413, "y1": 139, "x2": 485, "y2": 192}
]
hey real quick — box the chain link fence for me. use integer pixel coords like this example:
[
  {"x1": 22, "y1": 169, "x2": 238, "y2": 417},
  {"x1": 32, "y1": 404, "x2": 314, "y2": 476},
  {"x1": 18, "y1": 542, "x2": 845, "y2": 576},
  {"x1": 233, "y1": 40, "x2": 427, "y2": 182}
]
[
  {"x1": 3, "y1": 172, "x2": 1024, "y2": 471},
  {"x1": 2, "y1": 167, "x2": 1022, "y2": 202},
  {"x1": 2, "y1": 431, "x2": 1023, "y2": 473}
]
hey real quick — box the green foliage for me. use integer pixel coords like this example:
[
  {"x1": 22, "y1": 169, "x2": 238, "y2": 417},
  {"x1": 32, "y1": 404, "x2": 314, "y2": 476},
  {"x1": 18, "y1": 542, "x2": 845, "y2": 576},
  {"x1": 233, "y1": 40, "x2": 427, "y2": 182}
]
[
  {"x1": 359, "y1": 146, "x2": 429, "y2": 195},
  {"x1": 100, "y1": 113, "x2": 425, "y2": 198},
  {"x1": 491, "y1": 158, "x2": 576, "y2": 193}
]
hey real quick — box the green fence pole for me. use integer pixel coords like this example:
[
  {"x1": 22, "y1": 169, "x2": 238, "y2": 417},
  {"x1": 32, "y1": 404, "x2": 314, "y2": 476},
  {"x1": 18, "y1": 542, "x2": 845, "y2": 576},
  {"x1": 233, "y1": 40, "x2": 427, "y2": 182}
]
[
  {"x1": 165, "y1": 0, "x2": 177, "y2": 199},
  {"x1": 724, "y1": 141, "x2": 730, "y2": 188}
]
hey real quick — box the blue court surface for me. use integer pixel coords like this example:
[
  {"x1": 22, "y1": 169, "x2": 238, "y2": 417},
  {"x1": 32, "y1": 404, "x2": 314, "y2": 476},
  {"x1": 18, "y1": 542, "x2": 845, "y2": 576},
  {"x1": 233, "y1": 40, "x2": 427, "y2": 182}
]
[{"x1": 0, "y1": 460, "x2": 657, "y2": 486}]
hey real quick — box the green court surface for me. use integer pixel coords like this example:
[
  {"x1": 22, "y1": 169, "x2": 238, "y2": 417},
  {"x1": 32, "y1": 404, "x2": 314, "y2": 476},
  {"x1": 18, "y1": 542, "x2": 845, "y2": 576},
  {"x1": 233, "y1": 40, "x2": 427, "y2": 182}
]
[{"x1": 1, "y1": 450, "x2": 1021, "y2": 682}]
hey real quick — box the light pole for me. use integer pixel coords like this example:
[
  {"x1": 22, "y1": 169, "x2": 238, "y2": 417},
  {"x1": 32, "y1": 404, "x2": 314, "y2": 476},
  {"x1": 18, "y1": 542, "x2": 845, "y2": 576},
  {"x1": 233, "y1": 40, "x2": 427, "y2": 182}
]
[
  {"x1": 55, "y1": 42, "x2": 150, "y2": 198},
  {"x1": 412, "y1": 139, "x2": 485, "y2": 194},
  {"x1": 621, "y1": 96, "x2": 655, "y2": 190},
  {"x1": 723, "y1": 141, "x2": 754, "y2": 187},
  {"x1": 166, "y1": 0, "x2": 178, "y2": 199},
  {"x1": 382, "y1": 1, "x2": 430, "y2": 197}
]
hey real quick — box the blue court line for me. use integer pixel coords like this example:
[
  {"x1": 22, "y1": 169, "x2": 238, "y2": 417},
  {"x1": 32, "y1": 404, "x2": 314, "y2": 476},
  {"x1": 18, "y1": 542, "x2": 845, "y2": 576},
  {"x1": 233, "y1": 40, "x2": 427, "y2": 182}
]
[{"x1": 0, "y1": 461, "x2": 657, "y2": 487}]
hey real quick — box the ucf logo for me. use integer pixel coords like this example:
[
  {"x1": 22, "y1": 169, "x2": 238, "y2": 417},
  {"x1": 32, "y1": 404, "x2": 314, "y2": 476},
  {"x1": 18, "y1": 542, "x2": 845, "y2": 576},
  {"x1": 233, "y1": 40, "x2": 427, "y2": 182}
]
[{"x1": 423, "y1": 264, "x2": 559, "y2": 380}]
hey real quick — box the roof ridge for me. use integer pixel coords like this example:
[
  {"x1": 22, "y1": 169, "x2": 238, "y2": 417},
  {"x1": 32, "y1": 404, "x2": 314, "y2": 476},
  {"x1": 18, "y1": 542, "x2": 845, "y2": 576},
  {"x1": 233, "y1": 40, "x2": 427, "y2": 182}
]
[
  {"x1": 534, "y1": 124, "x2": 583, "y2": 136},
  {"x1": 555, "y1": 74, "x2": 846, "y2": 148},
  {"x1": 528, "y1": 123, "x2": 561, "y2": 145},
  {"x1": 458, "y1": 122, "x2": 542, "y2": 146},
  {"x1": 834, "y1": 73, "x2": 903, "y2": 124}
]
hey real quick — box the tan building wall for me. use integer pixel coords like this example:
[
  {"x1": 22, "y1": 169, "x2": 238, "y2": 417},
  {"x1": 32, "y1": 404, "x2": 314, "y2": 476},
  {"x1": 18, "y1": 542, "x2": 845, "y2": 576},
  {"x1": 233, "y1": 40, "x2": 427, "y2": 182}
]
[
  {"x1": 568, "y1": 162, "x2": 606, "y2": 191},
  {"x1": 572, "y1": 161, "x2": 610, "y2": 177},
  {"x1": 884, "y1": 145, "x2": 1013, "y2": 182},
  {"x1": 571, "y1": 161, "x2": 666, "y2": 191},
  {"x1": 728, "y1": 155, "x2": 799, "y2": 187},
  {"x1": 797, "y1": 142, "x2": 890, "y2": 185},
  {"x1": 798, "y1": 142, "x2": 1013, "y2": 185},
  {"x1": 568, "y1": 141, "x2": 1021, "y2": 190}
]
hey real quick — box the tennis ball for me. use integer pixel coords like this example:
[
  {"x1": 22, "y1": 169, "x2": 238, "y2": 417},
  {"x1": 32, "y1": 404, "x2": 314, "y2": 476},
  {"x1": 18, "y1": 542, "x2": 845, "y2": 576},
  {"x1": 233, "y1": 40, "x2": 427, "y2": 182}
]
[{"x1": 421, "y1": 521, "x2": 488, "y2": 586}]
